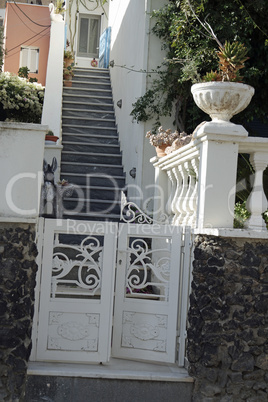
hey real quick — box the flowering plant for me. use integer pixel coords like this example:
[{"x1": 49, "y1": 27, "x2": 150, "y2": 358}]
[
  {"x1": 146, "y1": 126, "x2": 180, "y2": 147},
  {"x1": 0, "y1": 72, "x2": 44, "y2": 123}
]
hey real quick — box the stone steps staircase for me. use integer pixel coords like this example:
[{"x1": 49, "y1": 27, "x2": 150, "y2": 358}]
[{"x1": 60, "y1": 67, "x2": 125, "y2": 221}]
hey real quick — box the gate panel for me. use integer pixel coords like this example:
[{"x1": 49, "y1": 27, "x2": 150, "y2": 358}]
[
  {"x1": 36, "y1": 219, "x2": 117, "y2": 363},
  {"x1": 112, "y1": 223, "x2": 183, "y2": 363}
]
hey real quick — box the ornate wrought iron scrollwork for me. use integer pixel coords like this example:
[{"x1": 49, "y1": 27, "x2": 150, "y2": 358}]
[
  {"x1": 120, "y1": 191, "x2": 169, "y2": 224},
  {"x1": 126, "y1": 238, "x2": 171, "y2": 301},
  {"x1": 51, "y1": 235, "x2": 103, "y2": 298}
]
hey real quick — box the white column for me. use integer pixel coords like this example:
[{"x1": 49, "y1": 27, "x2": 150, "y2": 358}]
[
  {"x1": 195, "y1": 124, "x2": 242, "y2": 229},
  {"x1": 41, "y1": 19, "x2": 65, "y2": 140}
]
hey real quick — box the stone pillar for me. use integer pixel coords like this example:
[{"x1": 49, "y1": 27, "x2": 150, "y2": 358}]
[
  {"x1": 187, "y1": 234, "x2": 268, "y2": 401},
  {"x1": 0, "y1": 222, "x2": 38, "y2": 401},
  {"x1": 194, "y1": 122, "x2": 248, "y2": 229}
]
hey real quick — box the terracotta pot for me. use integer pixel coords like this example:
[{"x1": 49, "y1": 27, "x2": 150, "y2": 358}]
[
  {"x1": 64, "y1": 58, "x2": 74, "y2": 68},
  {"x1": 155, "y1": 145, "x2": 167, "y2": 157},
  {"x1": 63, "y1": 79, "x2": 72, "y2": 87},
  {"x1": 45, "y1": 135, "x2": 59, "y2": 143}
]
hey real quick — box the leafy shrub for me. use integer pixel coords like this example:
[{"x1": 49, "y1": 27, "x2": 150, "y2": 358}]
[{"x1": 0, "y1": 72, "x2": 44, "y2": 123}]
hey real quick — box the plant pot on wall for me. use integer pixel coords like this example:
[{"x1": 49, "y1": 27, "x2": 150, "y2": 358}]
[
  {"x1": 63, "y1": 74, "x2": 73, "y2": 87},
  {"x1": 45, "y1": 135, "x2": 59, "y2": 144}
]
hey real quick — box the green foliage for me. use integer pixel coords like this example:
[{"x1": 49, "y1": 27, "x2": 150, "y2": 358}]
[
  {"x1": 18, "y1": 67, "x2": 38, "y2": 83},
  {"x1": 0, "y1": 72, "x2": 44, "y2": 123},
  {"x1": 217, "y1": 41, "x2": 249, "y2": 81},
  {"x1": 18, "y1": 66, "x2": 30, "y2": 79},
  {"x1": 64, "y1": 50, "x2": 74, "y2": 60},
  {"x1": 131, "y1": 0, "x2": 268, "y2": 134},
  {"x1": 234, "y1": 201, "x2": 250, "y2": 228}
]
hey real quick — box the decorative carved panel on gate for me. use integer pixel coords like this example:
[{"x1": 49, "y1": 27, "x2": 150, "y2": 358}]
[
  {"x1": 121, "y1": 311, "x2": 168, "y2": 352},
  {"x1": 47, "y1": 312, "x2": 99, "y2": 351}
]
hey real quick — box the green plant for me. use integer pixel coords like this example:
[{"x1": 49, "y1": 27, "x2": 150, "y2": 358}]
[
  {"x1": 0, "y1": 72, "x2": 44, "y2": 123},
  {"x1": 64, "y1": 50, "x2": 74, "y2": 60},
  {"x1": 55, "y1": 0, "x2": 64, "y2": 14},
  {"x1": 234, "y1": 201, "x2": 250, "y2": 228},
  {"x1": 131, "y1": 0, "x2": 268, "y2": 134},
  {"x1": 203, "y1": 41, "x2": 249, "y2": 82},
  {"x1": 18, "y1": 66, "x2": 38, "y2": 83},
  {"x1": 46, "y1": 130, "x2": 54, "y2": 136}
]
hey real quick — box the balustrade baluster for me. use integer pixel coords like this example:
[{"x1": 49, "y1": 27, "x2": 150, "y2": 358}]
[
  {"x1": 171, "y1": 167, "x2": 181, "y2": 224},
  {"x1": 188, "y1": 156, "x2": 199, "y2": 227},
  {"x1": 246, "y1": 152, "x2": 268, "y2": 230},
  {"x1": 174, "y1": 164, "x2": 188, "y2": 225},
  {"x1": 166, "y1": 169, "x2": 176, "y2": 220},
  {"x1": 181, "y1": 161, "x2": 195, "y2": 226}
]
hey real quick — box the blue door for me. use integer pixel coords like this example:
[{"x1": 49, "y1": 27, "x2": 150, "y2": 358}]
[{"x1": 99, "y1": 27, "x2": 111, "y2": 68}]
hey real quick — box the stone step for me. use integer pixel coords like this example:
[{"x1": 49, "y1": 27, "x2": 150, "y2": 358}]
[
  {"x1": 61, "y1": 184, "x2": 124, "y2": 201},
  {"x1": 62, "y1": 116, "x2": 116, "y2": 128},
  {"x1": 62, "y1": 133, "x2": 119, "y2": 145},
  {"x1": 62, "y1": 93, "x2": 113, "y2": 105},
  {"x1": 71, "y1": 79, "x2": 111, "y2": 90},
  {"x1": 59, "y1": 209, "x2": 121, "y2": 221},
  {"x1": 60, "y1": 161, "x2": 124, "y2": 175},
  {"x1": 26, "y1": 361, "x2": 193, "y2": 402},
  {"x1": 62, "y1": 108, "x2": 114, "y2": 119},
  {"x1": 61, "y1": 151, "x2": 122, "y2": 165},
  {"x1": 62, "y1": 101, "x2": 114, "y2": 112},
  {"x1": 73, "y1": 73, "x2": 110, "y2": 83},
  {"x1": 60, "y1": 173, "x2": 126, "y2": 188},
  {"x1": 62, "y1": 124, "x2": 118, "y2": 136},
  {"x1": 62, "y1": 198, "x2": 121, "y2": 215},
  {"x1": 63, "y1": 86, "x2": 112, "y2": 97},
  {"x1": 74, "y1": 67, "x2": 110, "y2": 77},
  {"x1": 61, "y1": 141, "x2": 121, "y2": 155}
]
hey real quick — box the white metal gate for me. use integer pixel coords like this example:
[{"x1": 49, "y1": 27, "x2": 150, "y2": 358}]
[
  {"x1": 34, "y1": 219, "x2": 117, "y2": 363},
  {"x1": 32, "y1": 218, "x2": 191, "y2": 365},
  {"x1": 113, "y1": 223, "x2": 183, "y2": 363}
]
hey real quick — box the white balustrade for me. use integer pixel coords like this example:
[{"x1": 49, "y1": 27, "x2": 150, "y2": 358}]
[{"x1": 152, "y1": 124, "x2": 268, "y2": 231}]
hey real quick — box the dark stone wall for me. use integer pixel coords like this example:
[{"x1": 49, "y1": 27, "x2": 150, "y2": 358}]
[
  {"x1": 187, "y1": 235, "x2": 268, "y2": 401},
  {"x1": 0, "y1": 223, "x2": 38, "y2": 402}
]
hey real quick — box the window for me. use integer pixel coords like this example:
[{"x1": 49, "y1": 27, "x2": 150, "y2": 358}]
[
  {"x1": 77, "y1": 14, "x2": 101, "y2": 58},
  {"x1": 20, "y1": 46, "x2": 39, "y2": 73}
]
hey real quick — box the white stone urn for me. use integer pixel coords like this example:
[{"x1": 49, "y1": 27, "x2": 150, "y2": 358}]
[{"x1": 191, "y1": 82, "x2": 255, "y2": 122}]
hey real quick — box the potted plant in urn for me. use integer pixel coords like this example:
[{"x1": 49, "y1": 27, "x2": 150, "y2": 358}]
[{"x1": 191, "y1": 41, "x2": 255, "y2": 124}]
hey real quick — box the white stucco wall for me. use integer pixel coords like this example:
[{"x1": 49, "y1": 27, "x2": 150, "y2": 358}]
[{"x1": 108, "y1": 0, "x2": 174, "y2": 209}]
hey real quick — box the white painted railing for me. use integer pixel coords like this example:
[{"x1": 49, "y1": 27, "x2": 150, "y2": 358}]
[{"x1": 152, "y1": 122, "x2": 268, "y2": 231}]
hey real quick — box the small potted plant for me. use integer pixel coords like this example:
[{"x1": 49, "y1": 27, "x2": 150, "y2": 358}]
[
  {"x1": 191, "y1": 41, "x2": 255, "y2": 124},
  {"x1": 63, "y1": 63, "x2": 74, "y2": 87},
  {"x1": 146, "y1": 127, "x2": 186, "y2": 157},
  {"x1": 64, "y1": 49, "x2": 74, "y2": 68},
  {"x1": 45, "y1": 130, "x2": 59, "y2": 144}
]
